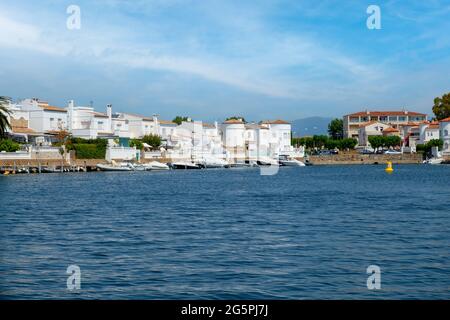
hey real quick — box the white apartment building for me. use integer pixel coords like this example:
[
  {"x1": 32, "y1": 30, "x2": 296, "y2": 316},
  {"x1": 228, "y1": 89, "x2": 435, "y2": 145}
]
[{"x1": 343, "y1": 110, "x2": 427, "y2": 140}]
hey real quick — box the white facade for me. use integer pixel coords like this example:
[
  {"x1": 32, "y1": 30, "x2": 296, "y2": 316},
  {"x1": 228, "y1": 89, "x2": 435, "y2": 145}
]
[
  {"x1": 419, "y1": 122, "x2": 440, "y2": 144},
  {"x1": 114, "y1": 113, "x2": 158, "y2": 139},
  {"x1": 19, "y1": 98, "x2": 68, "y2": 133},
  {"x1": 4, "y1": 97, "x2": 297, "y2": 162},
  {"x1": 358, "y1": 121, "x2": 391, "y2": 147},
  {"x1": 260, "y1": 120, "x2": 293, "y2": 156},
  {"x1": 440, "y1": 118, "x2": 450, "y2": 155},
  {"x1": 67, "y1": 100, "x2": 113, "y2": 139}
]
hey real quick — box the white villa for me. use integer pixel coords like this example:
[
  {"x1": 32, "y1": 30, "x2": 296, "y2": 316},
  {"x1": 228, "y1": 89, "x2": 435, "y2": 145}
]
[{"x1": 3, "y1": 98, "x2": 298, "y2": 163}]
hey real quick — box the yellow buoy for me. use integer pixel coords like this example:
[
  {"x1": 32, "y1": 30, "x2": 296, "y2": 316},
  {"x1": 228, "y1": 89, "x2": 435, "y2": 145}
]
[{"x1": 385, "y1": 161, "x2": 394, "y2": 173}]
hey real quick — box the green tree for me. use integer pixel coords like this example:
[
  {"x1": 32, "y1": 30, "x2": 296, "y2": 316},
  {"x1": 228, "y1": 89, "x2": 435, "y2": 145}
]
[
  {"x1": 325, "y1": 139, "x2": 339, "y2": 150},
  {"x1": 142, "y1": 134, "x2": 162, "y2": 149},
  {"x1": 385, "y1": 136, "x2": 401, "y2": 148},
  {"x1": 327, "y1": 118, "x2": 343, "y2": 140},
  {"x1": 172, "y1": 116, "x2": 190, "y2": 125},
  {"x1": 312, "y1": 135, "x2": 328, "y2": 148},
  {"x1": 368, "y1": 135, "x2": 384, "y2": 150},
  {"x1": 225, "y1": 116, "x2": 246, "y2": 123},
  {"x1": 0, "y1": 138, "x2": 20, "y2": 152},
  {"x1": 0, "y1": 96, "x2": 12, "y2": 138},
  {"x1": 432, "y1": 92, "x2": 450, "y2": 120},
  {"x1": 129, "y1": 139, "x2": 143, "y2": 150},
  {"x1": 339, "y1": 138, "x2": 358, "y2": 150},
  {"x1": 427, "y1": 139, "x2": 444, "y2": 150}
]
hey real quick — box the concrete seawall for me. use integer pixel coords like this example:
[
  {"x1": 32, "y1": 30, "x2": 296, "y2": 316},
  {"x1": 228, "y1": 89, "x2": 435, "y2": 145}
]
[{"x1": 299, "y1": 153, "x2": 423, "y2": 165}]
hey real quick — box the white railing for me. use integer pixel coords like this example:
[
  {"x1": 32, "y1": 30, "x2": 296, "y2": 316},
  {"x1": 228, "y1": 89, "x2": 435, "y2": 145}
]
[{"x1": 106, "y1": 146, "x2": 137, "y2": 161}]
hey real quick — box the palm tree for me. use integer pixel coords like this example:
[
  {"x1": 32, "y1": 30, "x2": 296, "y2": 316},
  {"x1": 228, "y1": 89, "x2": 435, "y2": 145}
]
[{"x1": 0, "y1": 96, "x2": 12, "y2": 138}]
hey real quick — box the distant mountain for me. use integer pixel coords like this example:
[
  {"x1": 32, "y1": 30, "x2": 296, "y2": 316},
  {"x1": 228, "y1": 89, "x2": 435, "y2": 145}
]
[{"x1": 291, "y1": 116, "x2": 333, "y2": 137}]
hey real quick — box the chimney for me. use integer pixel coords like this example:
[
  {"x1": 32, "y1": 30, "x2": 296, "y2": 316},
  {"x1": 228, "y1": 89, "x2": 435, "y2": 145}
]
[
  {"x1": 67, "y1": 100, "x2": 75, "y2": 131},
  {"x1": 152, "y1": 114, "x2": 159, "y2": 135},
  {"x1": 107, "y1": 104, "x2": 112, "y2": 132}
]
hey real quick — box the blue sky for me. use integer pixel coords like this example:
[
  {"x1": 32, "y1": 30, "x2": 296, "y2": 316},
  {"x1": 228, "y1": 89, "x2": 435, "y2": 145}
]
[{"x1": 0, "y1": 0, "x2": 449, "y2": 122}]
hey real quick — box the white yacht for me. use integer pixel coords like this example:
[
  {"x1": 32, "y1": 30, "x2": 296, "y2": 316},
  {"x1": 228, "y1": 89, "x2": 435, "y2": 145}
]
[
  {"x1": 423, "y1": 158, "x2": 444, "y2": 165},
  {"x1": 278, "y1": 155, "x2": 306, "y2": 167},
  {"x1": 197, "y1": 157, "x2": 229, "y2": 168},
  {"x1": 142, "y1": 161, "x2": 170, "y2": 170},
  {"x1": 257, "y1": 157, "x2": 279, "y2": 166},
  {"x1": 97, "y1": 162, "x2": 134, "y2": 171},
  {"x1": 169, "y1": 161, "x2": 201, "y2": 169}
]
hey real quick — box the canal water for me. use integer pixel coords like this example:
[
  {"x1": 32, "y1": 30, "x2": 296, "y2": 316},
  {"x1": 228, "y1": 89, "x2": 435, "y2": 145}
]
[{"x1": 0, "y1": 165, "x2": 449, "y2": 299}]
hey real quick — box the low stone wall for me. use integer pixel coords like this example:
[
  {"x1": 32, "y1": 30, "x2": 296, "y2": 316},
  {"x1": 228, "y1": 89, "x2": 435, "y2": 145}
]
[{"x1": 301, "y1": 153, "x2": 423, "y2": 165}]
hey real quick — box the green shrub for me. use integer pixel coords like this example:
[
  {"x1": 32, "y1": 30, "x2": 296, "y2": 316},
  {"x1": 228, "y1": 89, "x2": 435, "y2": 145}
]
[
  {"x1": 129, "y1": 139, "x2": 143, "y2": 150},
  {"x1": 0, "y1": 139, "x2": 20, "y2": 152},
  {"x1": 142, "y1": 134, "x2": 162, "y2": 148},
  {"x1": 73, "y1": 144, "x2": 106, "y2": 159}
]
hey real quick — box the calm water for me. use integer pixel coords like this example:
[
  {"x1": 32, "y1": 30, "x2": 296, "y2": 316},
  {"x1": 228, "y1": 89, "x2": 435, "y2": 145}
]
[{"x1": 0, "y1": 165, "x2": 449, "y2": 299}]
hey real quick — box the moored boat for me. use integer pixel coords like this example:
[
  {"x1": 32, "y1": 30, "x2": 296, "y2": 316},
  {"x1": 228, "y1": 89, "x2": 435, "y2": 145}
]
[
  {"x1": 142, "y1": 161, "x2": 170, "y2": 170},
  {"x1": 278, "y1": 155, "x2": 306, "y2": 167},
  {"x1": 168, "y1": 161, "x2": 201, "y2": 169},
  {"x1": 97, "y1": 163, "x2": 133, "y2": 171}
]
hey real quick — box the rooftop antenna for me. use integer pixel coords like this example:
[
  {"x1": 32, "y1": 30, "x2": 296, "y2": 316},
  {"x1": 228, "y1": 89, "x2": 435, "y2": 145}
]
[{"x1": 90, "y1": 100, "x2": 94, "y2": 108}]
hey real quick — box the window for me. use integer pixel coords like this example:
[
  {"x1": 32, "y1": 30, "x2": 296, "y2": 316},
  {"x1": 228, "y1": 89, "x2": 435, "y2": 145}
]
[
  {"x1": 50, "y1": 118, "x2": 54, "y2": 121},
  {"x1": 379, "y1": 116, "x2": 388, "y2": 122},
  {"x1": 388, "y1": 116, "x2": 398, "y2": 122},
  {"x1": 398, "y1": 116, "x2": 406, "y2": 122},
  {"x1": 445, "y1": 130, "x2": 449, "y2": 137},
  {"x1": 350, "y1": 117, "x2": 359, "y2": 123}
]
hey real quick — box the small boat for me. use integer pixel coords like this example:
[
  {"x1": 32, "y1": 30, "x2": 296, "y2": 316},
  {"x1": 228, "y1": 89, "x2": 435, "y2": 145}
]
[
  {"x1": 230, "y1": 160, "x2": 258, "y2": 168},
  {"x1": 423, "y1": 158, "x2": 444, "y2": 165},
  {"x1": 278, "y1": 155, "x2": 306, "y2": 167},
  {"x1": 41, "y1": 166, "x2": 62, "y2": 173},
  {"x1": 197, "y1": 157, "x2": 229, "y2": 168},
  {"x1": 257, "y1": 157, "x2": 279, "y2": 166},
  {"x1": 97, "y1": 163, "x2": 133, "y2": 171},
  {"x1": 142, "y1": 161, "x2": 170, "y2": 170},
  {"x1": 169, "y1": 161, "x2": 201, "y2": 169}
]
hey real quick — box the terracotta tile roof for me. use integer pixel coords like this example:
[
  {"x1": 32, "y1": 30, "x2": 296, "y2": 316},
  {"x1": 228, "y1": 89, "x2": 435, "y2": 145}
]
[
  {"x1": 383, "y1": 127, "x2": 400, "y2": 132},
  {"x1": 358, "y1": 121, "x2": 379, "y2": 128},
  {"x1": 345, "y1": 110, "x2": 426, "y2": 117},
  {"x1": 402, "y1": 122, "x2": 423, "y2": 126},
  {"x1": 42, "y1": 105, "x2": 67, "y2": 112},
  {"x1": 11, "y1": 126, "x2": 36, "y2": 134},
  {"x1": 223, "y1": 119, "x2": 244, "y2": 124},
  {"x1": 159, "y1": 120, "x2": 177, "y2": 125},
  {"x1": 427, "y1": 124, "x2": 440, "y2": 129},
  {"x1": 202, "y1": 123, "x2": 216, "y2": 128},
  {"x1": 260, "y1": 119, "x2": 290, "y2": 125},
  {"x1": 439, "y1": 117, "x2": 450, "y2": 122}
]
